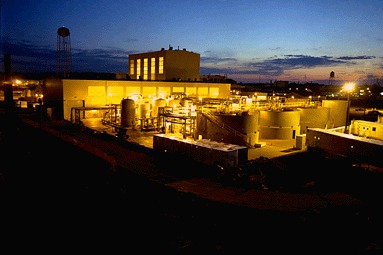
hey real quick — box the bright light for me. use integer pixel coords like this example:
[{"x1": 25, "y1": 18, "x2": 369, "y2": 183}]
[{"x1": 343, "y1": 82, "x2": 355, "y2": 93}]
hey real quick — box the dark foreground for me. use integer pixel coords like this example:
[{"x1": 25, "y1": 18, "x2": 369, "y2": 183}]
[{"x1": 1, "y1": 110, "x2": 382, "y2": 254}]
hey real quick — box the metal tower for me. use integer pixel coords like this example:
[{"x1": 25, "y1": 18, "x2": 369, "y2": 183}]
[
  {"x1": 57, "y1": 26, "x2": 72, "y2": 78},
  {"x1": 329, "y1": 71, "x2": 335, "y2": 85}
]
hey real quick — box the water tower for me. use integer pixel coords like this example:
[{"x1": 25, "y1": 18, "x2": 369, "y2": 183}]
[
  {"x1": 57, "y1": 26, "x2": 72, "y2": 78},
  {"x1": 329, "y1": 71, "x2": 335, "y2": 85}
]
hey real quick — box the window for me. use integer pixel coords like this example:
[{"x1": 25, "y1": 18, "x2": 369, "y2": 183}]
[
  {"x1": 159, "y1": 57, "x2": 164, "y2": 74},
  {"x1": 151, "y1": 57, "x2": 155, "y2": 80},
  {"x1": 136, "y1": 59, "x2": 141, "y2": 80},
  {"x1": 143, "y1": 58, "x2": 148, "y2": 80},
  {"x1": 129, "y1": 59, "x2": 134, "y2": 75}
]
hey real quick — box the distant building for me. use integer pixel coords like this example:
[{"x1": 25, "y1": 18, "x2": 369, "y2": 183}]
[
  {"x1": 128, "y1": 46, "x2": 200, "y2": 82},
  {"x1": 200, "y1": 74, "x2": 227, "y2": 83}
]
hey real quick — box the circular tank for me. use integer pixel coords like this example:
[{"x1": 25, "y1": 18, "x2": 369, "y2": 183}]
[
  {"x1": 214, "y1": 113, "x2": 260, "y2": 146},
  {"x1": 139, "y1": 102, "x2": 150, "y2": 119},
  {"x1": 152, "y1": 98, "x2": 166, "y2": 117},
  {"x1": 180, "y1": 97, "x2": 193, "y2": 107},
  {"x1": 167, "y1": 99, "x2": 180, "y2": 108},
  {"x1": 120, "y1": 98, "x2": 135, "y2": 127},
  {"x1": 259, "y1": 110, "x2": 300, "y2": 139},
  {"x1": 57, "y1": 27, "x2": 70, "y2": 37}
]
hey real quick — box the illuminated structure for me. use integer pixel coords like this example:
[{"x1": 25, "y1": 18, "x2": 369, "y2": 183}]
[
  {"x1": 128, "y1": 46, "x2": 200, "y2": 81},
  {"x1": 57, "y1": 26, "x2": 72, "y2": 78}
]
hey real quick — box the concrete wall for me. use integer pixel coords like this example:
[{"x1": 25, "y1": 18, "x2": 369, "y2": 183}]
[
  {"x1": 306, "y1": 127, "x2": 383, "y2": 166},
  {"x1": 351, "y1": 120, "x2": 383, "y2": 141}
]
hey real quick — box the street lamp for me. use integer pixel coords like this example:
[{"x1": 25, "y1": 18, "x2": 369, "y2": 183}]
[{"x1": 343, "y1": 82, "x2": 355, "y2": 134}]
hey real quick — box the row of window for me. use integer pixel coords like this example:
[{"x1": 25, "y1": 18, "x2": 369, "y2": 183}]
[{"x1": 129, "y1": 57, "x2": 164, "y2": 80}]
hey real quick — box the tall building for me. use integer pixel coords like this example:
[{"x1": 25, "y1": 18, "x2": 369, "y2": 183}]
[{"x1": 128, "y1": 46, "x2": 200, "y2": 81}]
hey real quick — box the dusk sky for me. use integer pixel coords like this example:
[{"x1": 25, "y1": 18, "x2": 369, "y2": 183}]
[{"x1": 2, "y1": 0, "x2": 383, "y2": 84}]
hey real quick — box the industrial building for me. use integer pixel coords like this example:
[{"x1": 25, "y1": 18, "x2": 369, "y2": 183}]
[
  {"x1": 128, "y1": 46, "x2": 200, "y2": 82},
  {"x1": 5, "y1": 45, "x2": 383, "y2": 170}
]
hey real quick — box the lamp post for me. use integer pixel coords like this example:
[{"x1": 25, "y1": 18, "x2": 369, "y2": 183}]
[{"x1": 343, "y1": 82, "x2": 355, "y2": 134}]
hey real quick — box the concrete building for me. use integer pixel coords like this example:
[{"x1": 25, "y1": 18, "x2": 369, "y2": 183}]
[
  {"x1": 128, "y1": 46, "x2": 200, "y2": 82},
  {"x1": 43, "y1": 78, "x2": 231, "y2": 121}
]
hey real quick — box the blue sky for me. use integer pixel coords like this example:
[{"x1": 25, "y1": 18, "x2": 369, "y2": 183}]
[{"x1": 2, "y1": 0, "x2": 383, "y2": 84}]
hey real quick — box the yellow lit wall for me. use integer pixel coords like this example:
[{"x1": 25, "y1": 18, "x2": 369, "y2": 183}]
[
  {"x1": 62, "y1": 79, "x2": 231, "y2": 120},
  {"x1": 128, "y1": 48, "x2": 200, "y2": 81}
]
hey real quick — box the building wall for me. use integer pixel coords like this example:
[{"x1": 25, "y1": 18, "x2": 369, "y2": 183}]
[
  {"x1": 62, "y1": 79, "x2": 231, "y2": 121},
  {"x1": 350, "y1": 120, "x2": 383, "y2": 141},
  {"x1": 128, "y1": 48, "x2": 200, "y2": 81},
  {"x1": 306, "y1": 128, "x2": 383, "y2": 166}
]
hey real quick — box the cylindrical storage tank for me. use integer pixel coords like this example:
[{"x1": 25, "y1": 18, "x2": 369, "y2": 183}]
[
  {"x1": 139, "y1": 102, "x2": 150, "y2": 119},
  {"x1": 321, "y1": 100, "x2": 348, "y2": 128},
  {"x1": 196, "y1": 112, "x2": 260, "y2": 146},
  {"x1": 167, "y1": 99, "x2": 180, "y2": 108},
  {"x1": 259, "y1": 110, "x2": 300, "y2": 139},
  {"x1": 298, "y1": 107, "x2": 330, "y2": 134},
  {"x1": 180, "y1": 97, "x2": 193, "y2": 107},
  {"x1": 120, "y1": 98, "x2": 135, "y2": 128},
  {"x1": 215, "y1": 113, "x2": 260, "y2": 146},
  {"x1": 152, "y1": 98, "x2": 166, "y2": 117}
]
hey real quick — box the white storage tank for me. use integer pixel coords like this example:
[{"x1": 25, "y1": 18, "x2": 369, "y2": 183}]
[
  {"x1": 152, "y1": 98, "x2": 166, "y2": 117},
  {"x1": 139, "y1": 102, "x2": 151, "y2": 119},
  {"x1": 180, "y1": 97, "x2": 193, "y2": 107},
  {"x1": 120, "y1": 98, "x2": 135, "y2": 127}
]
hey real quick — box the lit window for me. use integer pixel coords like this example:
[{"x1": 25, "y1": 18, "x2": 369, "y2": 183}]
[
  {"x1": 136, "y1": 59, "x2": 141, "y2": 80},
  {"x1": 129, "y1": 59, "x2": 134, "y2": 75},
  {"x1": 143, "y1": 58, "x2": 148, "y2": 80},
  {"x1": 159, "y1": 57, "x2": 164, "y2": 74},
  {"x1": 151, "y1": 57, "x2": 155, "y2": 80}
]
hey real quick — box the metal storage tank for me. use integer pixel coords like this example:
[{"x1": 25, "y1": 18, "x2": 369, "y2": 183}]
[
  {"x1": 180, "y1": 97, "x2": 193, "y2": 107},
  {"x1": 215, "y1": 114, "x2": 260, "y2": 146},
  {"x1": 121, "y1": 98, "x2": 135, "y2": 127},
  {"x1": 196, "y1": 112, "x2": 260, "y2": 147},
  {"x1": 139, "y1": 102, "x2": 151, "y2": 119},
  {"x1": 259, "y1": 110, "x2": 300, "y2": 139},
  {"x1": 152, "y1": 98, "x2": 166, "y2": 117},
  {"x1": 167, "y1": 99, "x2": 180, "y2": 108}
]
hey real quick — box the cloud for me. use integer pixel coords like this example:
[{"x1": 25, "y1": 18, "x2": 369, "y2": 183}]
[
  {"x1": 1, "y1": 40, "x2": 133, "y2": 73},
  {"x1": 200, "y1": 56, "x2": 237, "y2": 64},
  {"x1": 336, "y1": 56, "x2": 376, "y2": 60},
  {"x1": 201, "y1": 55, "x2": 348, "y2": 77}
]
